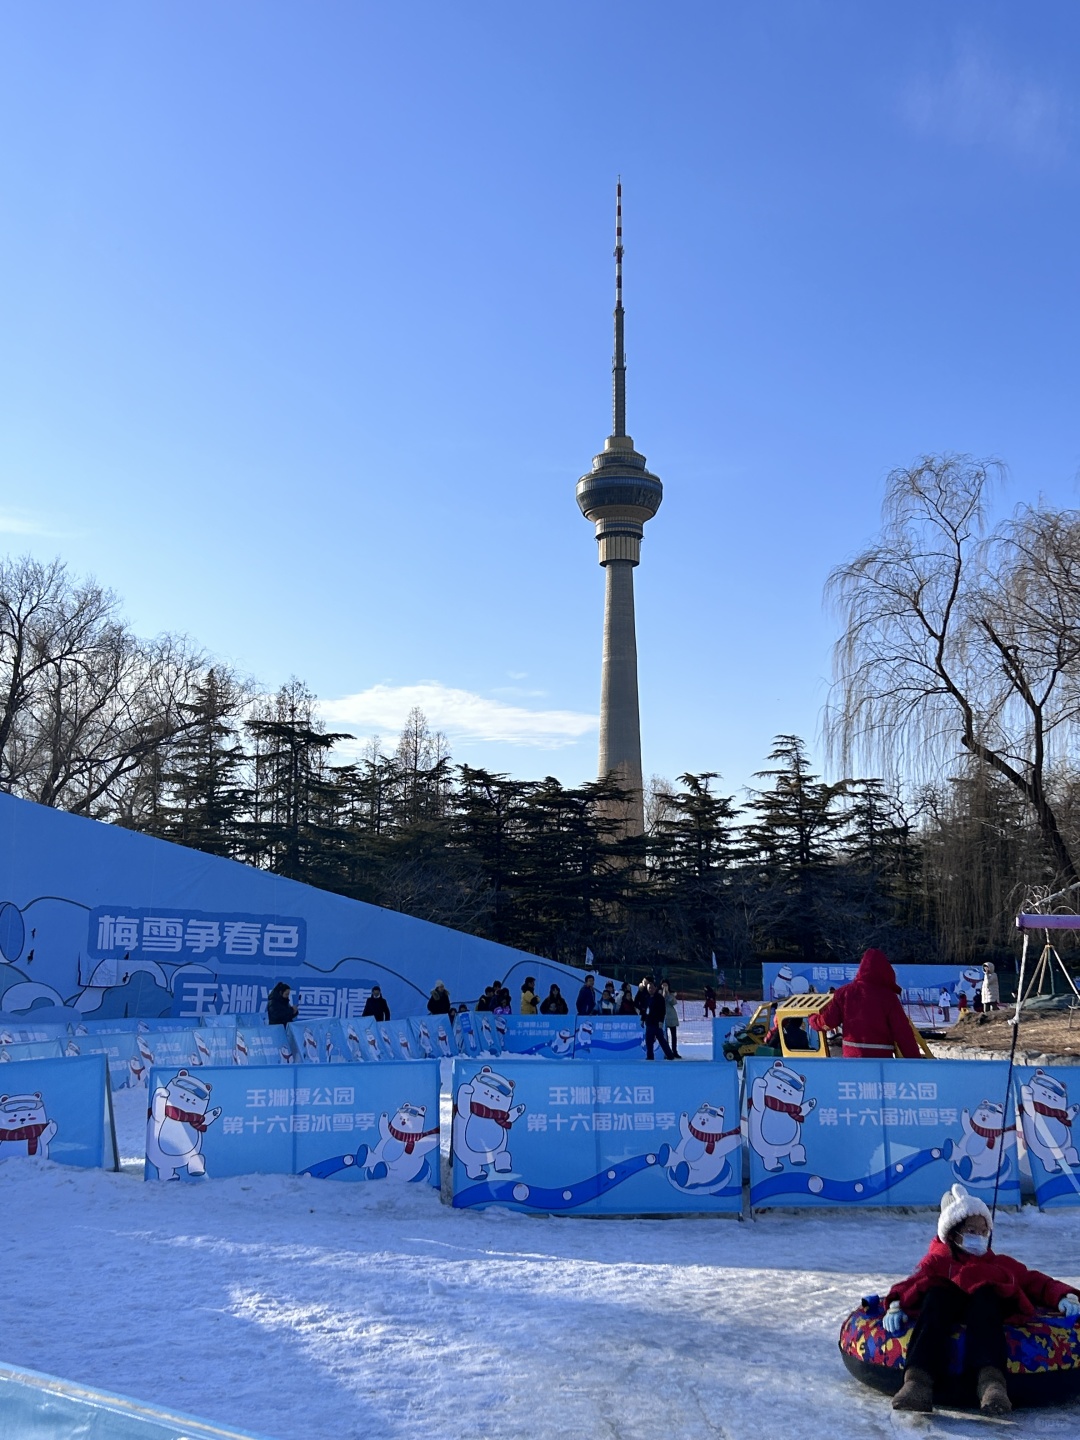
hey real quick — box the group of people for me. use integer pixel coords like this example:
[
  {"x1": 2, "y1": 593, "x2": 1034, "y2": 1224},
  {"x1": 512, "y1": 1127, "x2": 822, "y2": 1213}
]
[{"x1": 514, "y1": 973, "x2": 683, "y2": 1060}]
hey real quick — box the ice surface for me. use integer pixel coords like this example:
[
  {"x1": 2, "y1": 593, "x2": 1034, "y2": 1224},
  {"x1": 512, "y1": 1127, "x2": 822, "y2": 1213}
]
[{"x1": 0, "y1": 1060, "x2": 1076, "y2": 1438}]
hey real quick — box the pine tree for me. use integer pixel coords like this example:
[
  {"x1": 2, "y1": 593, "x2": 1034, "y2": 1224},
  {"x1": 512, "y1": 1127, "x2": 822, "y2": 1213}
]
[{"x1": 744, "y1": 735, "x2": 846, "y2": 962}]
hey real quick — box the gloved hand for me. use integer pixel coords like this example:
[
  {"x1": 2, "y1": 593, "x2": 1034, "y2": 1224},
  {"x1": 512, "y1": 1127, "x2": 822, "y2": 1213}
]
[
  {"x1": 883, "y1": 1301, "x2": 907, "y2": 1335},
  {"x1": 1059, "y1": 1294, "x2": 1080, "y2": 1319}
]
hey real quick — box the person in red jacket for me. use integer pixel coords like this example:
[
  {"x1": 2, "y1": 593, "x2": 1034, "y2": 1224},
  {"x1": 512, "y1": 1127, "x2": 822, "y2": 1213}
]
[
  {"x1": 886, "y1": 1183, "x2": 1080, "y2": 1414},
  {"x1": 808, "y1": 948, "x2": 921, "y2": 1058}
]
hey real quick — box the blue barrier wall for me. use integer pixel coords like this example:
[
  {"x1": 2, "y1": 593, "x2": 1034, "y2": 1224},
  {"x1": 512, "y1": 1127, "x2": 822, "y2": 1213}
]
[
  {"x1": 144, "y1": 1060, "x2": 440, "y2": 1185},
  {"x1": 451, "y1": 1058, "x2": 742, "y2": 1215},
  {"x1": 745, "y1": 1057, "x2": 1020, "y2": 1209},
  {"x1": 0, "y1": 789, "x2": 592, "y2": 1021}
]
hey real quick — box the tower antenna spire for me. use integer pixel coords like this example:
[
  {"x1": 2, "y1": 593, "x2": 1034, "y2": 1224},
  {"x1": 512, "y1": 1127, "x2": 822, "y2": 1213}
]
[{"x1": 612, "y1": 177, "x2": 626, "y2": 437}]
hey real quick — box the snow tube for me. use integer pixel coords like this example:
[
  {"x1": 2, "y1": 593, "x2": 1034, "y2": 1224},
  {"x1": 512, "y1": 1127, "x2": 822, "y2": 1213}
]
[{"x1": 840, "y1": 1295, "x2": 1080, "y2": 1408}]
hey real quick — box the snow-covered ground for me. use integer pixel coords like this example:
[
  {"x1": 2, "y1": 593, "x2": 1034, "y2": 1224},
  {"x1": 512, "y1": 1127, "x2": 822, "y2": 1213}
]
[{"x1": 2, "y1": 1038, "x2": 1079, "y2": 1439}]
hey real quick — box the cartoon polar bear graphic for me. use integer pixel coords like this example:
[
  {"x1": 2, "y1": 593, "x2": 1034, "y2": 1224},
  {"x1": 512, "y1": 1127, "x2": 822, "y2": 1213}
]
[
  {"x1": 435, "y1": 1025, "x2": 453, "y2": 1058},
  {"x1": 0, "y1": 1092, "x2": 57, "y2": 1159},
  {"x1": 415, "y1": 1023, "x2": 434, "y2": 1058},
  {"x1": 575, "y1": 1023, "x2": 594, "y2": 1052},
  {"x1": 550, "y1": 1030, "x2": 574, "y2": 1058},
  {"x1": 301, "y1": 1028, "x2": 319, "y2": 1064},
  {"x1": 748, "y1": 1061, "x2": 817, "y2": 1171},
  {"x1": 1020, "y1": 1070, "x2": 1079, "y2": 1175},
  {"x1": 949, "y1": 1100, "x2": 1010, "y2": 1184},
  {"x1": 453, "y1": 1067, "x2": 526, "y2": 1180},
  {"x1": 664, "y1": 1102, "x2": 741, "y2": 1192},
  {"x1": 359, "y1": 1102, "x2": 439, "y2": 1182},
  {"x1": 146, "y1": 1070, "x2": 221, "y2": 1180}
]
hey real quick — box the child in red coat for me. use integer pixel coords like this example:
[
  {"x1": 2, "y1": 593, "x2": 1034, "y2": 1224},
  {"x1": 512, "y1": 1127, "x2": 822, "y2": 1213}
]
[{"x1": 886, "y1": 1183, "x2": 1080, "y2": 1414}]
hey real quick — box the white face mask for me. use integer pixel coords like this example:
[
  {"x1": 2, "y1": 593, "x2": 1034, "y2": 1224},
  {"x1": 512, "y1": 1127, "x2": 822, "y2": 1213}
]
[{"x1": 958, "y1": 1231, "x2": 990, "y2": 1257}]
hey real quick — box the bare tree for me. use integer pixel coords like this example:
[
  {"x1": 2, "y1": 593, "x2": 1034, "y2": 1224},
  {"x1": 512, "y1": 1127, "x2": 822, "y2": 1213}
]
[
  {"x1": 0, "y1": 554, "x2": 210, "y2": 818},
  {"x1": 826, "y1": 455, "x2": 1080, "y2": 884}
]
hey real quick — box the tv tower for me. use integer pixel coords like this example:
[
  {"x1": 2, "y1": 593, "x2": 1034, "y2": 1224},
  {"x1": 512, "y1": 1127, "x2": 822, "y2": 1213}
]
[{"x1": 576, "y1": 182, "x2": 663, "y2": 837}]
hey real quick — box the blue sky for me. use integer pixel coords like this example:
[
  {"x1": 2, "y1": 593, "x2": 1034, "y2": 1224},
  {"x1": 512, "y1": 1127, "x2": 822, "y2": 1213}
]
[{"x1": 4, "y1": 2, "x2": 1080, "y2": 797}]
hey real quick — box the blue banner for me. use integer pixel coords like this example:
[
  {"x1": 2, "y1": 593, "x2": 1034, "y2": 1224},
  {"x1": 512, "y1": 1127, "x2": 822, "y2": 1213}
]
[
  {"x1": 0, "y1": 1054, "x2": 111, "y2": 1169},
  {"x1": 762, "y1": 962, "x2": 988, "y2": 1017},
  {"x1": 1016, "y1": 1066, "x2": 1080, "y2": 1209},
  {"x1": 171, "y1": 973, "x2": 377, "y2": 1022},
  {"x1": 745, "y1": 1057, "x2": 1019, "y2": 1209},
  {"x1": 88, "y1": 906, "x2": 306, "y2": 968},
  {"x1": 575, "y1": 1016, "x2": 645, "y2": 1059},
  {"x1": 498, "y1": 1015, "x2": 577, "y2": 1058},
  {"x1": 144, "y1": 1061, "x2": 440, "y2": 1186},
  {"x1": 451, "y1": 1058, "x2": 742, "y2": 1215}
]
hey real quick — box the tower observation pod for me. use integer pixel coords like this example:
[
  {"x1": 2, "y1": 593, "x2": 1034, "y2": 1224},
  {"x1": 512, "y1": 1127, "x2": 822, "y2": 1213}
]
[{"x1": 575, "y1": 181, "x2": 663, "y2": 838}]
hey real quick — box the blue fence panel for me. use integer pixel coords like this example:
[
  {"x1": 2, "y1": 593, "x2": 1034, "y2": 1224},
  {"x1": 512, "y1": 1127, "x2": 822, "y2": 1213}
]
[
  {"x1": 234, "y1": 1026, "x2": 290, "y2": 1065},
  {"x1": 575, "y1": 1016, "x2": 645, "y2": 1060},
  {"x1": 745, "y1": 1057, "x2": 1020, "y2": 1209},
  {"x1": 0, "y1": 1022, "x2": 70, "y2": 1043},
  {"x1": 0, "y1": 1054, "x2": 109, "y2": 1169},
  {"x1": 287, "y1": 1018, "x2": 354, "y2": 1064},
  {"x1": 0, "y1": 1039, "x2": 64, "y2": 1063},
  {"x1": 133, "y1": 1029, "x2": 203, "y2": 1074},
  {"x1": 454, "y1": 1012, "x2": 503, "y2": 1058},
  {"x1": 499, "y1": 1016, "x2": 575, "y2": 1058},
  {"x1": 62, "y1": 1031, "x2": 141, "y2": 1089},
  {"x1": 144, "y1": 1061, "x2": 440, "y2": 1186},
  {"x1": 1015, "y1": 1066, "x2": 1080, "y2": 1209},
  {"x1": 451, "y1": 1058, "x2": 742, "y2": 1215}
]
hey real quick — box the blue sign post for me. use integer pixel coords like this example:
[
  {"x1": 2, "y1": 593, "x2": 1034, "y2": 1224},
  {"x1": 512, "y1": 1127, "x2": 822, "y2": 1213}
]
[{"x1": 451, "y1": 1058, "x2": 742, "y2": 1215}]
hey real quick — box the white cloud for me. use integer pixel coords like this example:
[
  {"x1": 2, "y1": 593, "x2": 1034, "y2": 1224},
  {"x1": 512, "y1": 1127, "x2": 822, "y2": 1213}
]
[
  {"x1": 901, "y1": 45, "x2": 1067, "y2": 163},
  {"x1": 320, "y1": 682, "x2": 598, "y2": 749},
  {"x1": 0, "y1": 512, "x2": 51, "y2": 536}
]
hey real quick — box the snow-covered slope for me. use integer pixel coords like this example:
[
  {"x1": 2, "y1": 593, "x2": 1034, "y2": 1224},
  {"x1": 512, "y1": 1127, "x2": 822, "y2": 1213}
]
[{"x1": 0, "y1": 1083, "x2": 1076, "y2": 1439}]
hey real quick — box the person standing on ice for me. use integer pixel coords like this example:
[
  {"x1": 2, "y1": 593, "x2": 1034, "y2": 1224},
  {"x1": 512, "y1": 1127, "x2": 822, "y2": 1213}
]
[
  {"x1": 808, "y1": 948, "x2": 921, "y2": 1058},
  {"x1": 519, "y1": 977, "x2": 539, "y2": 1015},
  {"x1": 641, "y1": 978, "x2": 674, "y2": 1060},
  {"x1": 885, "y1": 1183, "x2": 1080, "y2": 1414},
  {"x1": 661, "y1": 980, "x2": 681, "y2": 1058},
  {"x1": 981, "y1": 962, "x2": 1000, "y2": 1011},
  {"x1": 576, "y1": 973, "x2": 597, "y2": 1016}
]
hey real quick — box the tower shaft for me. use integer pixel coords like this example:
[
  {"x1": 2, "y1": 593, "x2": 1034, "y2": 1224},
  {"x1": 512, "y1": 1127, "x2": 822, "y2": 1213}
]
[
  {"x1": 598, "y1": 560, "x2": 644, "y2": 832},
  {"x1": 575, "y1": 183, "x2": 663, "y2": 840}
]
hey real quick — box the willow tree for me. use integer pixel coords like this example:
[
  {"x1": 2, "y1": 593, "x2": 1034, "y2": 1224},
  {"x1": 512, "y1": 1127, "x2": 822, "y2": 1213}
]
[{"x1": 826, "y1": 455, "x2": 1080, "y2": 886}]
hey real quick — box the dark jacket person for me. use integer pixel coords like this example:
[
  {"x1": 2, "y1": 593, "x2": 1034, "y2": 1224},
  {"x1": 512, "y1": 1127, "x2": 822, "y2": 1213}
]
[
  {"x1": 362, "y1": 986, "x2": 391, "y2": 1022},
  {"x1": 267, "y1": 982, "x2": 298, "y2": 1027}
]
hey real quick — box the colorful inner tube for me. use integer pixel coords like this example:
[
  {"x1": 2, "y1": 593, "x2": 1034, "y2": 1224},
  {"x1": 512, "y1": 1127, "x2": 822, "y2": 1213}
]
[{"x1": 839, "y1": 1296, "x2": 1080, "y2": 1409}]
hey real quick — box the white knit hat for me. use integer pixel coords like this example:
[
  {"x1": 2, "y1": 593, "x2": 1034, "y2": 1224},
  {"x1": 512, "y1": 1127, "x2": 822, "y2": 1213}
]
[{"x1": 938, "y1": 1183, "x2": 992, "y2": 1242}]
